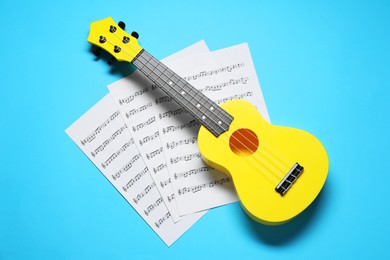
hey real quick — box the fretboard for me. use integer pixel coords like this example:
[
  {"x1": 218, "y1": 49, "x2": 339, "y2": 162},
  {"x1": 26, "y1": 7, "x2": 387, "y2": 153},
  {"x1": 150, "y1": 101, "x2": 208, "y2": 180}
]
[{"x1": 132, "y1": 49, "x2": 233, "y2": 137}]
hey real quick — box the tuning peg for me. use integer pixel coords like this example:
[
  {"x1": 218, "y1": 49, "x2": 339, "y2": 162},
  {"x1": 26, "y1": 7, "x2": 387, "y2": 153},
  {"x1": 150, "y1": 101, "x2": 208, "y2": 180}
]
[
  {"x1": 118, "y1": 21, "x2": 126, "y2": 30},
  {"x1": 107, "y1": 56, "x2": 116, "y2": 65},
  {"x1": 131, "y1": 31, "x2": 139, "y2": 39}
]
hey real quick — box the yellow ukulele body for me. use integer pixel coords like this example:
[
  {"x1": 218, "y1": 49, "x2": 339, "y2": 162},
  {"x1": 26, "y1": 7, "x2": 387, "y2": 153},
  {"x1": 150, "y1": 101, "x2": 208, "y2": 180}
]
[{"x1": 198, "y1": 99, "x2": 328, "y2": 225}]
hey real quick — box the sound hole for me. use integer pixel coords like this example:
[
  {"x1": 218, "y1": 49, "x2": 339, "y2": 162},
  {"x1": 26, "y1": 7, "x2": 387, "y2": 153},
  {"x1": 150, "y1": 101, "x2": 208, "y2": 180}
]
[{"x1": 229, "y1": 128, "x2": 259, "y2": 156}]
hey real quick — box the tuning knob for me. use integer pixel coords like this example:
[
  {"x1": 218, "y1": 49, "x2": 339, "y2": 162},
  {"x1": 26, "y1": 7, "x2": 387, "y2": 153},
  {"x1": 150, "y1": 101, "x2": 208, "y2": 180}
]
[
  {"x1": 131, "y1": 31, "x2": 139, "y2": 39},
  {"x1": 118, "y1": 21, "x2": 126, "y2": 30}
]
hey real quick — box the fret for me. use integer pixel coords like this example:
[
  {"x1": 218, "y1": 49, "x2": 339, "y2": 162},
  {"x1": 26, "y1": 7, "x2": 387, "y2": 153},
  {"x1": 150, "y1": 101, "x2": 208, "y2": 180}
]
[
  {"x1": 176, "y1": 79, "x2": 186, "y2": 90},
  {"x1": 132, "y1": 50, "x2": 233, "y2": 137},
  {"x1": 142, "y1": 64, "x2": 152, "y2": 76}
]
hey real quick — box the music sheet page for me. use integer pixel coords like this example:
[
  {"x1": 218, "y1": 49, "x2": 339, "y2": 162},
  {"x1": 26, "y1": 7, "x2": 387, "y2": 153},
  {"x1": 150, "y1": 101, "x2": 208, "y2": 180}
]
[
  {"x1": 65, "y1": 94, "x2": 205, "y2": 246},
  {"x1": 108, "y1": 41, "x2": 209, "y2": 222}
]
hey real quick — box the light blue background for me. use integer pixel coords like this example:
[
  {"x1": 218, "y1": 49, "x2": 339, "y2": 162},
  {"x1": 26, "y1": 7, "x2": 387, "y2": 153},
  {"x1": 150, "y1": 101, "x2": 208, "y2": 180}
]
[{"x1": 1, "y1": 0, "x2": 389, "y2": 259}]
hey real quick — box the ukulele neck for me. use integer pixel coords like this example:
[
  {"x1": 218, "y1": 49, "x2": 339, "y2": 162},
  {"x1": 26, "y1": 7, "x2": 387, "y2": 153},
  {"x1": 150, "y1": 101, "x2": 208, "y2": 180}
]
[{"x1": 132, "y1": 49, "x2": 233, "y2": 137}]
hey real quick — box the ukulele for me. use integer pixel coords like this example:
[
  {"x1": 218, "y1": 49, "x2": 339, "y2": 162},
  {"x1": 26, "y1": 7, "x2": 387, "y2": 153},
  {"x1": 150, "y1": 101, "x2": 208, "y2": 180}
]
[{"x1": 88, "y1": 17, "x2": 328, "y2": 225}]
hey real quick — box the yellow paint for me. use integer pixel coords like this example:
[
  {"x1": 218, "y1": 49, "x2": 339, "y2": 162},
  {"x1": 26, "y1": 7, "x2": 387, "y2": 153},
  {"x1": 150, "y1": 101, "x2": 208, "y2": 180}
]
[
  {"x1": 87, "y1": 17, "x2": 142, "y2": 62},
  {"x1": 198, "y1": 100, "x2": 328, "y2": 225}
]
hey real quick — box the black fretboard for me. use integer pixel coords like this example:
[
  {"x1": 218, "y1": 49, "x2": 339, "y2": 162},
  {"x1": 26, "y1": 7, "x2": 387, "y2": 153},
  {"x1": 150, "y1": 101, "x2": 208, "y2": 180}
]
[{"x1": 132, "y1": 49, "x2": 233, "y2": 137}]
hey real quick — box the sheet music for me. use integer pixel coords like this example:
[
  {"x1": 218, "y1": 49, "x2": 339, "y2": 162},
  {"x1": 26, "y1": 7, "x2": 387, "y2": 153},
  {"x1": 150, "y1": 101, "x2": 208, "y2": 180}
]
[
  {"x1": 154, "y1": 43, "x2": 270, "y2": 215},
  {"x1": 65, "y1": 94, "x2": 205, "y2": 246},
  {"x1": 108, "y1": 41, "x2": 209, "y2": 222}
]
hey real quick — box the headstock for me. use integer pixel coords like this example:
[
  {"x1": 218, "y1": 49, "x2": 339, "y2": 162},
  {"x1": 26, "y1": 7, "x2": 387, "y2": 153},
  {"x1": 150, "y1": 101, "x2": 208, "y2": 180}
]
[{"x1": 87, "y1": 16, "x2": 142, "y2": 63}]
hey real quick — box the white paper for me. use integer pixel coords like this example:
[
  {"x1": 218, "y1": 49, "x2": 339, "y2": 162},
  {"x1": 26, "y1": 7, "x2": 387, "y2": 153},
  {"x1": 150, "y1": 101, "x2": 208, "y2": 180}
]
[
  {"x1": 65, "y1": 94, "x2": 205, "y2": 246},
  {"x1": 108, "y1": 41, "x2": 210, "y2": 222}
]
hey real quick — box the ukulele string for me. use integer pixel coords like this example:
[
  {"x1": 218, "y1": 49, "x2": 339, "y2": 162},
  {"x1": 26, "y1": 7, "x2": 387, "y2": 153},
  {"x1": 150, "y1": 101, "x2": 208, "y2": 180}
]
[
  {"x1": 219, "y1": 128, "x2": 289, "y2": 180},
  {"x1": 105, "y1": 35, "x2": 290, "y2": 181},
  {"x1": 229, "y1": 119, "x2": 291, "y2": 169},
  {"x1": 218, "y1": 136, "x2": 281, "y2": 185}
]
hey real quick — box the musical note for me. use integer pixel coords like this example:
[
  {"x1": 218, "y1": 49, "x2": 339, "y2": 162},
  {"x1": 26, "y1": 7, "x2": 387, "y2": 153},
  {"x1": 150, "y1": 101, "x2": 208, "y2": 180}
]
[
  {"x1": 80, "y1": 111, "x2": 120, "y2": 146},
  {"x1": 139, "y1": 131, "x2": 160, "y2": 146},
  {"x1": 155, "y1": 212, "x2": 171, "y2": 228},
  {"x1": 126, "y1": 102, "x2": 153, "y2": 118},
  {"x1": 101, "y1": 139, "x2": 134, "y2": 169},
  {"x1": 133, "y1": 183, "x2": 156, "y2": 204},
  {"x1": 160, "y1": 178, "x2": 171, "y2": 188},
  {"x1": 146, "y1": 147, "x2": 163, "y2": 160},
  {"x1": 162, "y1": 120, "x2": 199, "y2": 134},
  {"x1": 112, "y1": 153, "x2": 141, "y2": 180},
  {"x1": 166, "y1": 136, "x2": 197, "y2": 149},
  {"x1": 170, "y1": 152, "x2": 201, "y2": 164},
  {"x1": 91, "y1": 124, "x2": 127, "y2": 157},
  {"x1": 214, "y1": 91, "x2": 253, "y2": 105},
  {"x1": 182, "y1": 63, "x2": 245, "y2": 82},
  {"x1": 153, "y1": 163, "x2": 167, "y2": 174},
  {"x1": 144, "y1": 197, "x2": 164, "y2": 216},
  {"x1": 132, "y1": 116, "x2": 156, "y2": 132},
  {"x1": 167, "y1": 193, "x2": 175, "y2": 203},
  {"x1": 118, "y1": 87, "x2": 148, "y2": 105},
  {"x1": 174, "y1": 166, "x2": 213, "y2": 179},
  {"x1": 155, "y1": 95, "x2": 173, "y2": 105},
  {"x1": 122, "y1": 167, "x2": 148, "y2": 192},
  {"x1": 159, "y1": 108, "x2": 188, "y2": 119},
  {"x1": 178, "y1": 177, "x2": 231, "y2": 195},
  {"x1": 198, "y1": 77, "x2": 249, "y2": 92}
]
